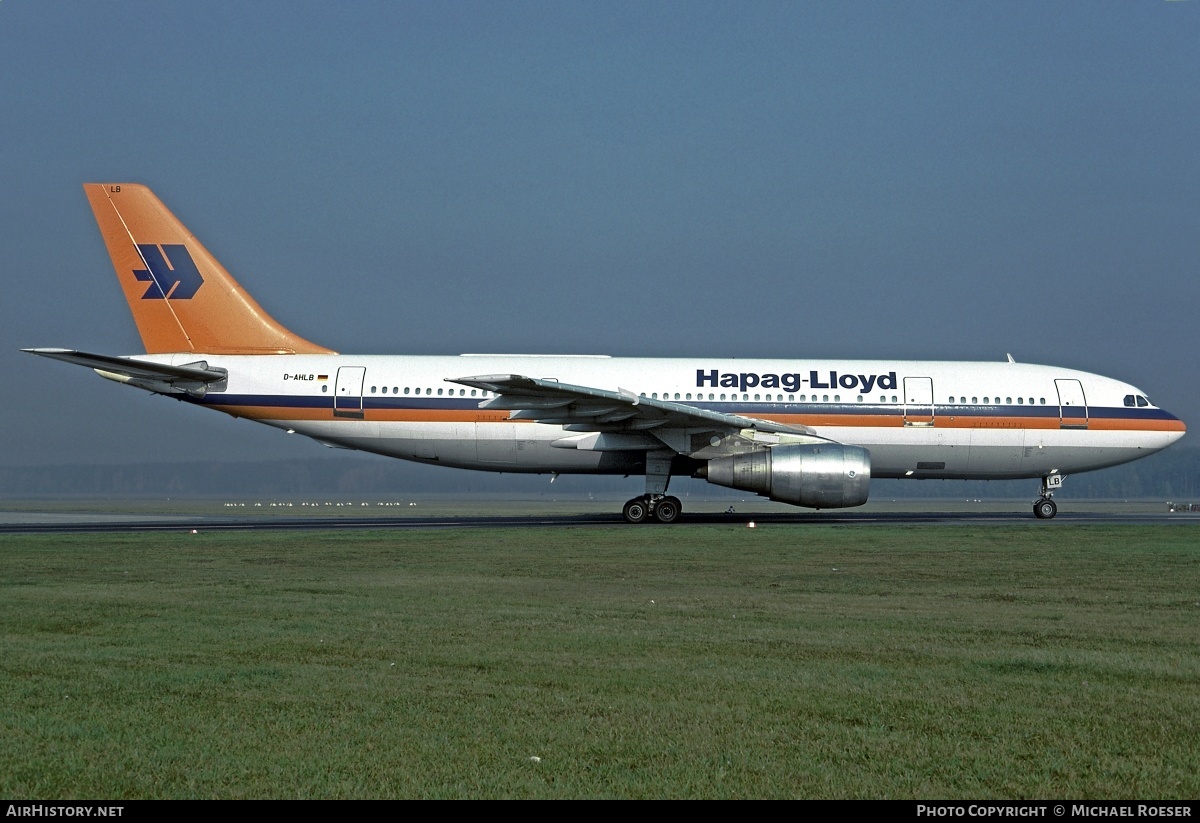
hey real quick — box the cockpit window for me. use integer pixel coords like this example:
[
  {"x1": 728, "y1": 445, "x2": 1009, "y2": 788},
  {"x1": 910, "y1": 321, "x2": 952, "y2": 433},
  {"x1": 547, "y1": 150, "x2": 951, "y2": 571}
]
[
  {"x1": 1137, "y1": 395, "x2": 1149, "y2": 407},
  {"x1": 1124, "y1": 395, "x2": 1136, "y2": 407}
]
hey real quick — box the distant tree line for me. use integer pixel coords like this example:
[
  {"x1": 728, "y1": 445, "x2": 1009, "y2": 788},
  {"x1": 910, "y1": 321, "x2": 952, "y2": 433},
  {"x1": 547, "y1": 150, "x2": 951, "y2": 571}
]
[{"x1": 1, "y1": 447, "x2": 1197, "y2": 501}]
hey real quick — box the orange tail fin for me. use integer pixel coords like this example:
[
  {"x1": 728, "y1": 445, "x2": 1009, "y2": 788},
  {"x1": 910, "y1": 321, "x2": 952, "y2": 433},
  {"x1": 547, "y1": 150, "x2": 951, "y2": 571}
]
[{"x1": 84, "y1": 183, "x2": 334, "y2": 355}]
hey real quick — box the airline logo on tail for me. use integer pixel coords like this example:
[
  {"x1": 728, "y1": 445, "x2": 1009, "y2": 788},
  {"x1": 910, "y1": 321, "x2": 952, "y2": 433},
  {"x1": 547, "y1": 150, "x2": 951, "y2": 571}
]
[{"x1": 134, "y1": 244, "x2": 204, "y2": 300}]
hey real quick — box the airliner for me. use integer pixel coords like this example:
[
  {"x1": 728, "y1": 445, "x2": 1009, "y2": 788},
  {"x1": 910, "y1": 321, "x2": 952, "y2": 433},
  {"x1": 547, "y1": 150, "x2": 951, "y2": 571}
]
[{"x1": 24, "y1": 184, "x2": 1186, "y2": 522}]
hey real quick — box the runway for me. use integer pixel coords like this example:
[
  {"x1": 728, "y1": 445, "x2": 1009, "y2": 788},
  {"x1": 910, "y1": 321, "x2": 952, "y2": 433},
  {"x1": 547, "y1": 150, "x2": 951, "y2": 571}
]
[{"x1": 1, "y1": 507, "x2": 1196, "y2": 534}]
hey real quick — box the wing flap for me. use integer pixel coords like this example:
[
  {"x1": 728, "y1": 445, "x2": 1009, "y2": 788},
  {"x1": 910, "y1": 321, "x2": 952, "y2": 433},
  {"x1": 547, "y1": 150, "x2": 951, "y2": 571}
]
[{"x1": 449, "y1": 373, "x2": 815, "y2": 438}]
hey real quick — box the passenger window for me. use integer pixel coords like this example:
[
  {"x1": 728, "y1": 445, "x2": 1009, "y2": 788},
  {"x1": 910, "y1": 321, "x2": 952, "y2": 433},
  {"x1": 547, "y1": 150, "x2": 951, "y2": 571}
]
[
  {"x1": 972, "y1": 397, "x2": 977, "y2": 404},
  {"x1": 1006, "y1": 397, "x2": 1012, "y2": 404},
  {"x1": 1017, "y1": 397, "x2": 1023, "y2": 404}
]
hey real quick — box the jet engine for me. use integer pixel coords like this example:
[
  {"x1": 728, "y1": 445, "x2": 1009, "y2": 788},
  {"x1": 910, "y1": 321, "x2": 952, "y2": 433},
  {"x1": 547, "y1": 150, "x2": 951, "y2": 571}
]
[{"x1": 699, "y1": 443, "x2": 871, "y2": 508}]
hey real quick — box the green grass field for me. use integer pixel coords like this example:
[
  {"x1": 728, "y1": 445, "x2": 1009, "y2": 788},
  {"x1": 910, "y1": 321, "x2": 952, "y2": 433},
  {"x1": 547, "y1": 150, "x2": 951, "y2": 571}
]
[{"x1": 1, "y1": 524, "x2": 1197, "y2": 798}]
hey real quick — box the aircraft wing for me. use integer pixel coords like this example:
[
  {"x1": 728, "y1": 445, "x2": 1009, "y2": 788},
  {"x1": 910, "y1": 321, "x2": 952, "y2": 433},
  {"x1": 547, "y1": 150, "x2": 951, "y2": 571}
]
[
  {"x1": 448, "y1": 373, "x2": 815, "y2": 437},
  {"x1": 22, "y1": 348, "x2": 228, "y2": 397}
]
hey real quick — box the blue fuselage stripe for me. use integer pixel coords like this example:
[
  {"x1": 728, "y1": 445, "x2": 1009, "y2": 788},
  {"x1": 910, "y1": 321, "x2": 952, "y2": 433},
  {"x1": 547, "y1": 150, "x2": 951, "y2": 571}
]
[{"x1": 188, "y1": 393, "x2": 1180, "y2": 422}]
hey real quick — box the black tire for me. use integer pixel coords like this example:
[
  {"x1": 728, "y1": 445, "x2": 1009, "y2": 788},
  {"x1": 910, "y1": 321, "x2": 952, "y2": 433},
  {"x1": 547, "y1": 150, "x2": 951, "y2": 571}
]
[
  {"x1": 1034, "y1": 498, "x2": 1058, "y2": 519},
  {"x1": 654, "y1": 497, "x2": 681, "y2": 524},
  {"x1": 623, "y1": 497, "x2": 649, "y2": 524}
]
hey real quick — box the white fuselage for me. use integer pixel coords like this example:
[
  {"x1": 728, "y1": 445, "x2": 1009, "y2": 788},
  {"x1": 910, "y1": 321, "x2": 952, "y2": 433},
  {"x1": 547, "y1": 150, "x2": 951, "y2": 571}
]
[{"x1": 137, "y1": 353, "x2": 1185, "y2": 482}]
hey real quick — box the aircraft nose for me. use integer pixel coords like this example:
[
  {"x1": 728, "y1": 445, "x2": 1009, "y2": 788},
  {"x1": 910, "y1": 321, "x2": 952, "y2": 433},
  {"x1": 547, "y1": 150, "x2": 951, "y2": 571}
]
[{"x1": 1159, "y1": 407, "x2": 1186, "y2": 444}]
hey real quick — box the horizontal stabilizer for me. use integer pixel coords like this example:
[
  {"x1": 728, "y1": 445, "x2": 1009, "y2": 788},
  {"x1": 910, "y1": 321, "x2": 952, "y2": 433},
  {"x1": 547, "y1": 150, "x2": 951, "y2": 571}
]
[{"x1": 22, "y1": 348, "x2": 227, "y2": 397}]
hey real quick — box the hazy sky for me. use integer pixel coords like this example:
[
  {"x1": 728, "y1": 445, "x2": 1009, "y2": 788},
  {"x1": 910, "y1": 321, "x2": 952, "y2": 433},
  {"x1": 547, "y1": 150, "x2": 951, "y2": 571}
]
[{"x1": 3, "y1": 1, "x2": 1197, "y2": 468}]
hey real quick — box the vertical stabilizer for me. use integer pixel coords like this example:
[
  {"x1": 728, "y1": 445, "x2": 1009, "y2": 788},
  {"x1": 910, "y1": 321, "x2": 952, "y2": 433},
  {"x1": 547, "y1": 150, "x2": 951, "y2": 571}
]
[{"x1": 83, "y1": 183, "x2": 334, "y2": 354}]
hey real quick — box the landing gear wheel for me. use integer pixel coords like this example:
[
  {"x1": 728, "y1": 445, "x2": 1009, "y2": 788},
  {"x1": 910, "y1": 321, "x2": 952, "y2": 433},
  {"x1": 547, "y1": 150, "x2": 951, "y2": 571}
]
[
  {"x1": 623, "y1": 496, "x2": 650, "y2": 524},
  {"x1": 654, "y1": 496, "x2": 682, "y2": 524},
  {"x1": 1034, "y1": 498, "x2": 1058, "y2": 520}
]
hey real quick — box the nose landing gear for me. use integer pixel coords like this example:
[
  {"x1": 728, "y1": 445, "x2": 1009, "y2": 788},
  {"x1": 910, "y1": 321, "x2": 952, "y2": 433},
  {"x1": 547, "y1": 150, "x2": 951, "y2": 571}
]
[
  {"x1": 1034, "y1": 497, "x2": 1058, "y2": 519},
  {"x1": 1034, "y1": 473, "x2": 1064, "y2": 519}
]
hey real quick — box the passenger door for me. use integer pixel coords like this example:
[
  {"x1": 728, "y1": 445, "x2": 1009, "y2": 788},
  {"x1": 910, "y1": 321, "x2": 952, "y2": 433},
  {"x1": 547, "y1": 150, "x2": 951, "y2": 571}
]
[
  {"x1": 1055, "y1": 379, "x2": 1088, "y2": 429},
  {"x1": 903, "y1": 376, "x2": 935, "y2": 427},
  {"x1": 334, "y1": 366, "x2": 366, "y2": 419}
]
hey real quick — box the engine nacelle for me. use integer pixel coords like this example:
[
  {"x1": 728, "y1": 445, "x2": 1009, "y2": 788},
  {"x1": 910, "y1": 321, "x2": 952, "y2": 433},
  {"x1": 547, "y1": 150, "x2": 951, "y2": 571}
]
[{"x1": 701, "y1": 443, "x2": 871, "y2": 509}]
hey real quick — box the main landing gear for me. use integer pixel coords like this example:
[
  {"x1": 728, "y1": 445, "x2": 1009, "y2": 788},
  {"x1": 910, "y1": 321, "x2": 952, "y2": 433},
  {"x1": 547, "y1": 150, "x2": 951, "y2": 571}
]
[
  {"x1": 622, "y1": 494, "x2": 683, "y2": 524},
  {"x1": 1033, "y1": 473, "x2": 1064, "y2": 519},
  {"x1": 622, "y1": 450, "x2": 684, "y2": 524}
]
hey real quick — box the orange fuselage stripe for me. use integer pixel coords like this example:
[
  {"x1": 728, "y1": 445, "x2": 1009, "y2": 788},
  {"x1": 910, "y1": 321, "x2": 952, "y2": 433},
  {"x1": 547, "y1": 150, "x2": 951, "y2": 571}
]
[{"x1": 207, "y1": 404, "x2": 1185, "y2": 432}]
